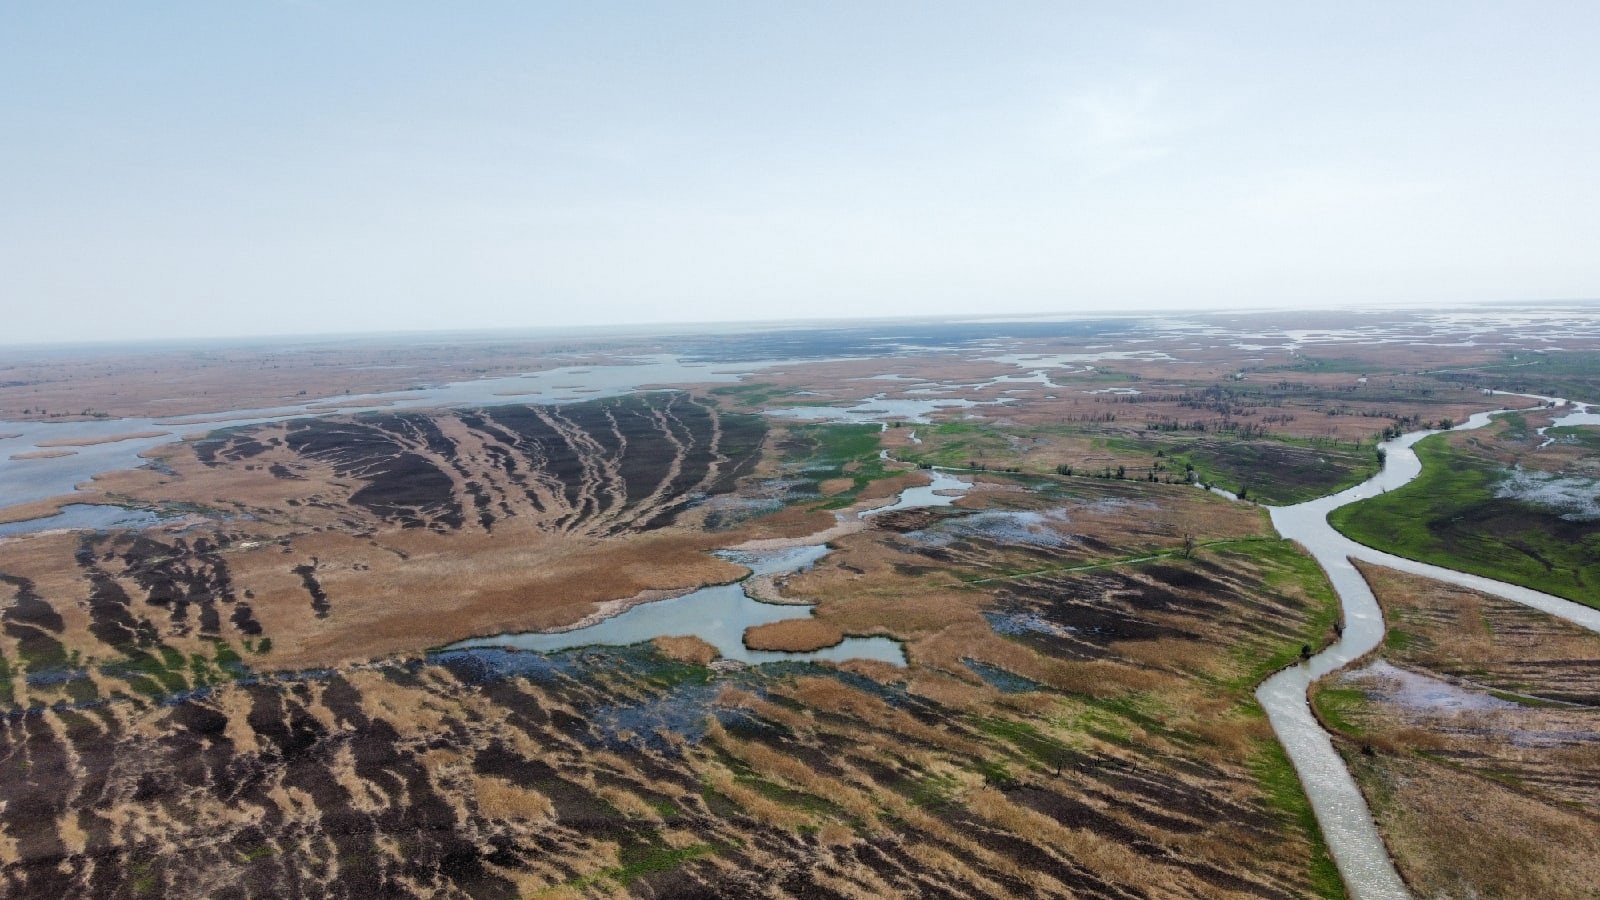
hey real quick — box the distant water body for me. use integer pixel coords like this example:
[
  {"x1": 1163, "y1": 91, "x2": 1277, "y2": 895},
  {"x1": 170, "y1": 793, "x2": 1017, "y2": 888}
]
[{"x1": 0, "y1": 354, "x2": 798, "y2": 515}]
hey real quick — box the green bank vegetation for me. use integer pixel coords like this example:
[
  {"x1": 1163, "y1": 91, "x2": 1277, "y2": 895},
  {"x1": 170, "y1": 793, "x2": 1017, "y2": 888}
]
[
  {"x1": 778, "y1": 422, "x2": 906, "y2": 509},
  {"x1": 1329, "y1": 432, "x2": 1600, "y2": 607}
]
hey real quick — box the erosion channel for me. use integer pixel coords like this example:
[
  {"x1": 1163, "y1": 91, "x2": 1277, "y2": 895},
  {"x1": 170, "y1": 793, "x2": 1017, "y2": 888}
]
[{"x1": 1260, "y1": 399, "x2": 1600, "y2": 900}]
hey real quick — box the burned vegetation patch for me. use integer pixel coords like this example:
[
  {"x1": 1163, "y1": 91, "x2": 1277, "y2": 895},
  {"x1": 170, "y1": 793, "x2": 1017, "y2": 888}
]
[
  {"x1": 0, "y1": 620, "x2": 1337, "y2": 899},
  {"x1": 1314, "y1": 564, "x2": 1600, "y2": 900},
  {"x1": 988, "y1": 565, "x2": 1229, "y2": 658},
  {"x1": 1168, "y1": 438, "x2": 1379, "y2": 505},
  {"x1": 190, "y1": 393, "x2": 767, "y2": 537},
  {"x1": 981, "y1": 542, "x2": 1337, "y2": 680},
  {"x1": 0, "y1": 393, "x2": 771, "y2": 684}
]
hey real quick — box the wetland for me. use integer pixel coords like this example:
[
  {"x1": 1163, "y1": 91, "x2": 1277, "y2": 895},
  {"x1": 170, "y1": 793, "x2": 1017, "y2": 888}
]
[{"x1": 2, "y1": 306, "x2": 1600, "y2": 897}]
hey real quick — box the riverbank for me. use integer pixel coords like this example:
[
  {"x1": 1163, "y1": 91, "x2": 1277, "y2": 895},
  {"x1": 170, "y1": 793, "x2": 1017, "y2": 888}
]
[
  {"x1": 1329, "y1": 408, "x2": 1600, "y2": 607},
  {"x1": 1311, "y1": 564, "x2": 1600, "y2": 899},
  {"x1": 1258, "y1": 399, "x2": 1600, "y2": 899}
]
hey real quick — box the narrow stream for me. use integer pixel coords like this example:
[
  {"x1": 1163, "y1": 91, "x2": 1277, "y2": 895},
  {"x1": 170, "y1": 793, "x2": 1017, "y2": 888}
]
[
  {"x1": 1258, "y1": 400, "x2": 1600, "y2": 900},
  {"x1": 13, "y1": 365, "x2": 1599, "y2": 895}
]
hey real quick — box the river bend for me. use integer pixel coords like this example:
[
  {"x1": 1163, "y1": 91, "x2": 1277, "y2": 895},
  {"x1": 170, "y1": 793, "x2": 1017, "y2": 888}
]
[{"x1": 1259, "y1": 401, "x2": 1600, "y2": 899}]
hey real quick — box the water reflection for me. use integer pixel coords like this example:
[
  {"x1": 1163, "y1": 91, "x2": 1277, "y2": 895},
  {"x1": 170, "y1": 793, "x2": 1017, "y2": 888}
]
[{"x1": 448, "y1": 469, "x2": 973, "y2": 666}]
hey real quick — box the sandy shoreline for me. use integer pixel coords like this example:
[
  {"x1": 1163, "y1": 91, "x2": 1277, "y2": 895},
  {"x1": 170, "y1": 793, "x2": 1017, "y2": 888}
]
[
  {"x1": 36, "y1": 430, "x2": 172, "y2": 448},
  {"x1": 9, "y1": 448, "x2": 76, "y2": 460}
]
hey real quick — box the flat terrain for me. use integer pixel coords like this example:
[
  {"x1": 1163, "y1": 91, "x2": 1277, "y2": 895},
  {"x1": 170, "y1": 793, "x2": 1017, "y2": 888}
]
[
  {"x1": 2, "y1": 306, "x2": 1600, "y2": 896},
  {"x1": 1332, "y1": 413, "x2": 1600, "y2": 605},
  {"x1": 1312, "y1": 564, "x2": 1600, "y2": 899},
  {"x1": 0, "y1": 465, "x2": 1346, "y2": 898}
]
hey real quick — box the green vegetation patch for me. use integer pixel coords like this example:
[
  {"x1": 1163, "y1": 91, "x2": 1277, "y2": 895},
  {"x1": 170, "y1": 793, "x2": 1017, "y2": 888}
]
[
  {"x1": 1167, "y1": 436, "x2": 1379, "y2": 505},
  {"x1": 1330, "y1": 433, "x2": 1600, "y2": 606},
  {"x1": 1215, "y1": 540, "x2": 1343, "y2": 686},
  {"x1": 1436, "y1": 350, "x2": 1600, "y2": 400},
  {"x1": 1311, "y1": 686, "x2": 1370, "y2": 738},
  {"x1": 559, "y1": 841, "x2": 728, "y2": 892},
  {"x1": 611, "y1": 842, "x2": 723, "y2": 884},
  {"x1": 973, "y1": 715, "x2": 1075, "y2": 770},
  {"x1": 900, "y1": 421, "x2": 1015, "y2": 470},
  {"x1": 1251, "y1": 736, "x2": 1345, "y2": 898},
  {"x1": 736, "y1": 774, "x2": 849, "y2": 818},
  {"x1": 1546, "y1": 424, "x2": 1600, "y2": 452},
  {"x1": 1498, "y1": 412, "x2": 1530, "y2": 441},
  {"x1": 779, "y1": 423, "x2": 898, "y2": 508},
  {"x1": 708, "y1": 382, "x2": 788, "y2": 407},
  {"x1": 1283, "y1": 356, "x2": 1381, "y2": 375}
]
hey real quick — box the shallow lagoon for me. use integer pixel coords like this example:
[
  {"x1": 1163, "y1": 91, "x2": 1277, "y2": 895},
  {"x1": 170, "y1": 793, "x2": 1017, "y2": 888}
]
[
  {"x1": 0, "y1": 354, "x2": 801, "y2": 513},
  {"x1": 450, "y1": 469, "x2": 974, "y2": 666},
  {"x1": 0, "y1": 503, "x2": 172, "y2": 538},
  {"x1": 447, "y1": 546, "x2": 908, "y2": 665}
]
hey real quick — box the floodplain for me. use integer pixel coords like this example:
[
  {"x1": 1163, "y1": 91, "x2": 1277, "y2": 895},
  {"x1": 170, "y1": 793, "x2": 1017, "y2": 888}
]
[{"x1": 0, "y1": 305, "x2": 1598, "y2": 897}]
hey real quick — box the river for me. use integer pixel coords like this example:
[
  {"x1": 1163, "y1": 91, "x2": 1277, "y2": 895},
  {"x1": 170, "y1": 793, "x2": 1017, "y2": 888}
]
[
  {"x1": 9, "y1": 357, "x2": 1600, "y2": 896},
  {"x1": 1258, "y1": 400, "x2": 1600, "y2": 900}
]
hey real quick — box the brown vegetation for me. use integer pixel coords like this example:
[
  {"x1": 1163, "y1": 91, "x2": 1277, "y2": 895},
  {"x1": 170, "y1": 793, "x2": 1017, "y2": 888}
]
[
  {"x1": 0, "y1": 394, "x2": 777, "y2": 674},
  {"x1": 8, "y1": 311, "x2": 1587, "y2": 896},
  {"x1": 0, "y1": 403, "x2": 1347, "y2": 897},
  {"x1": 742, "y1": 618, "x2": 845, "y2": 652},
  {"x1": 7, "y1": 449, "x2": 75, "y2": 460},
  {"x1": 1314, "y1": 563, "x2": 1600, "y2": 899},
  {"x1": 652, "y1": 634, "x2": 719, "y2": 665},
  {"x1": 35, "y1": 430, "x2": 171, "y2": 447}
]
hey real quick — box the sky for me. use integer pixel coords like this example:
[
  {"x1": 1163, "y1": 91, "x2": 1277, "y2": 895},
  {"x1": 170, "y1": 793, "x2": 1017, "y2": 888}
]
[{"x1": 3, "y1": 2, "x2": 1598, "y2": 344}]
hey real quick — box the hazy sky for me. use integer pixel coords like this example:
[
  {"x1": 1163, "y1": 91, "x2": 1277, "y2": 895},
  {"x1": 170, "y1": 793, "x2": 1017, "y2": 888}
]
[{"x1": 3, "y1": 2, "x2": 1598, "y2": 344}]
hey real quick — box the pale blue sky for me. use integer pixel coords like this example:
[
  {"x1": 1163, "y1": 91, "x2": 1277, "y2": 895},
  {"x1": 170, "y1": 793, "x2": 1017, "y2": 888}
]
[{"x1": 3, "y1": 2, "x2": 1597, "y2": 343}]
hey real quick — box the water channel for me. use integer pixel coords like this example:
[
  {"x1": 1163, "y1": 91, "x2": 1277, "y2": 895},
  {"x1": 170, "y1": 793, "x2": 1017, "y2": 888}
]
[
  {"x1": 447, "y1": 467, "x2": 972, "y2": 664},
  {"x1": 1259, "y1": 399, "x2": 1600, "y2": 900},
  {"x1": 0, "y1": 354, "x2": 800, "y2": 515},
  {"x1": 10, "y1": 353, "x2": 1600, "y2": 896}
]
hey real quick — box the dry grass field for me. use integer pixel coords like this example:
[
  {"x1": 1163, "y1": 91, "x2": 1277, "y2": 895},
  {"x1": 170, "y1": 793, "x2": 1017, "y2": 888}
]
[
  {"x1": 0, "y1": 393, "x2": 777, "y2": 681},
  {"x1": 1312, "y1": 564, "x2": 1600, "y2": 899},
  {"x1": 0, "y1": 388, "x2": 1350, "y2": 897},
  {"x1": 742, "y1": 618, "x2": 845, "y2": 652},
  {"x1": 0, "y1": 534, "x2": 1346, "y2": 898},
  {"x1": 4, "y1": 310, "x2": 1600, "y2": 896}
]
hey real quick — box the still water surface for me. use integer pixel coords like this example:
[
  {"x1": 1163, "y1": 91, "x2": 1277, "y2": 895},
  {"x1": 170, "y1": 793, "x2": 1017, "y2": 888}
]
[
  {"x1": 0, "y1": 355, "x2": 795, "y2": 511},
  {"x1": 448, "y1": 469, "x2": 972, "y2": 665}
]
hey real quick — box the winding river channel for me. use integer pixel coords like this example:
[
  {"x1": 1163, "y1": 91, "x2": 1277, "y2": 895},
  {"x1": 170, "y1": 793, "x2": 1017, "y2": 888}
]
[
  {"x1": 1259, "y1": 400, "x2": 1600, "y2": 900},
  {"x1": 9, "y1": 352, "x2": 1600, "y2": 898}
]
